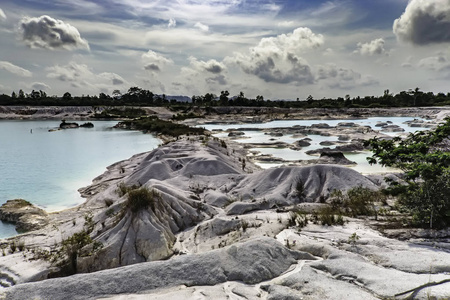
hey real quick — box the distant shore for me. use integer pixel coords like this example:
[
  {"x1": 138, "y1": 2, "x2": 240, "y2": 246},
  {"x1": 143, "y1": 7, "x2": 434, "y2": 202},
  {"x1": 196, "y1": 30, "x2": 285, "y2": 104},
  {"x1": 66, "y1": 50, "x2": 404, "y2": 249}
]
[{"x1": 2, "y1": 105, "x2": 450, "y2": 122}]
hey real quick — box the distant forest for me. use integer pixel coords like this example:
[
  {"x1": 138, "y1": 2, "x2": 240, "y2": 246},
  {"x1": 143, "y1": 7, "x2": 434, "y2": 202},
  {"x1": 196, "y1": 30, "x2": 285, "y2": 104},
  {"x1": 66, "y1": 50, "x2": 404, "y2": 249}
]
[{"x1": 1, "y1": 86, "x2": 450, "y2": 108}]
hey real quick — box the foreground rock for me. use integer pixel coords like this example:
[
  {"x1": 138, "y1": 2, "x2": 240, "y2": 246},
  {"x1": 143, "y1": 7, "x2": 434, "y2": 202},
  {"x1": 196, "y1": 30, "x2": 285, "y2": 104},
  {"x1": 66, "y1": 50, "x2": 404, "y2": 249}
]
[
  {"x1": 1, "y1": 237, "x2": 312, "y2": 300},
  {"x1": 0, "y1": 199, "x2": 48, "y2": 232}
]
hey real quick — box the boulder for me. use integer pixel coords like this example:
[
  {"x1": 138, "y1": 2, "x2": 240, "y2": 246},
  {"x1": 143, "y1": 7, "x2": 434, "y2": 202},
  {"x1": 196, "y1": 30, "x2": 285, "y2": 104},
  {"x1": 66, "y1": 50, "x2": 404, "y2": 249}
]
[{"x1": 0, "y1": 199, "x2": 48, "y2": 232}]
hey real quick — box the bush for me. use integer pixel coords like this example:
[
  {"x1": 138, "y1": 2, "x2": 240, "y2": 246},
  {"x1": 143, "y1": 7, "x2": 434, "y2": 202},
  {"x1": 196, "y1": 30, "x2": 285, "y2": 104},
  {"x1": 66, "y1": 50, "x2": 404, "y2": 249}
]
[
  {"x1": 295, "y1": 177, "x2": 305, "y2": 201},
  {"x1": 126, "y1": 187, "x2": 161, "y2": 213},
  {"x1": 330, "y1": 186, "x2": 385, "y2": 219},
  {"x1": 116, "y1": 182, "x2": 140, "y2": 197},
  {"x1": 311, "y1": 206, "x2": 345, "y2": 226},
  {"x1": 288, "y1": 210, "x2": 308, "y2": 228},
  {"x1": 399, "y1": 171, "x2": 450, "y2": 229}
]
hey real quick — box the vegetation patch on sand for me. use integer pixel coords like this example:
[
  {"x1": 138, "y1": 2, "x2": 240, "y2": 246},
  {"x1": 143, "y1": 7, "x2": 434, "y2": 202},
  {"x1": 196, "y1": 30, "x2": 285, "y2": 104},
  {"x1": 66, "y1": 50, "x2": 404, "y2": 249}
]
[{"x1": 115, "y1": 116, "x2": 206, "y2": 137}]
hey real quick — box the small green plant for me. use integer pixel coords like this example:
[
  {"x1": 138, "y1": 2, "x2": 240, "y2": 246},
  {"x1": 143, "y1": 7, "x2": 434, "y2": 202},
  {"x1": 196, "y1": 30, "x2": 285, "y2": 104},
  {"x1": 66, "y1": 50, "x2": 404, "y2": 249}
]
[
  {"x1": 241, "y1": 220, "x2": 249, "y2": 232},
  {"x1": 288, "y1": 210, "x2": 308, "y2": 228},
  {"x1": 277, "y1": 215, "x2": 283, "y2": 224},
  {"x1": 17, "y1": 241, "x2": 25, "y2": 252},
  {"x1": 295, "y1": 177, "x2": 306, "y2": 201},
  {"x1": 116, "y1": 182, "x2": 141, "y2": 197},
  {"x1": 53, "y1": 213, "x2": 103, "y2": 275},
  {"x1": 329, "y1": 186, "x2": 386, "y2": 219},
  {"x1": 348, "y1": 232, "x2": 360, "y2": 246},
  {"x1": 9, "y1": 242, "x2": 16, "y2": 253},
  {"x1": 105, "y1": 208, "x2": 115, "y2": 217},
  {"x1": 311, "y1": 206, "x2": 345, "y2": 226}
]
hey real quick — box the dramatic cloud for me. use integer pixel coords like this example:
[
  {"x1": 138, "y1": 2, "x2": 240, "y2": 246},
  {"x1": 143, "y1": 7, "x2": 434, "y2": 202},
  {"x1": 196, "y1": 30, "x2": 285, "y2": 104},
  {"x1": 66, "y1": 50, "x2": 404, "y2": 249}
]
[
  {"x1": 142, "y1": 50, "x2": 173, "y2": 72},
  {"x1": 355, "y1": 38, "x2": 386, "y2": 56},
  {"x1": 316, "y1": 63, "x2": 379, "y2": 90},
  {"x1": 20, "y1": 15, "x2": 89, "y2": 50},
  {"x1": 230, "y1": 27, "x2": 323, "y2": 84},
  {"x1": 194, "y1": 22, "x2": 209, "y2": 32},
  {"x1": 183, "y1": 57, "x2": 228, "y2": 85},
  {"x1": 394, "y1": 0, "x2": 450, "y2": 45},
  {"x1": 0, "y1": 8, "x2": 6, "y2": 21},
  {"x1": 31, "y1": 82, "x2": 51, "y2": 90},
  {"x1": 0, "y1": 61, "x2": 32, "y2": 77}
]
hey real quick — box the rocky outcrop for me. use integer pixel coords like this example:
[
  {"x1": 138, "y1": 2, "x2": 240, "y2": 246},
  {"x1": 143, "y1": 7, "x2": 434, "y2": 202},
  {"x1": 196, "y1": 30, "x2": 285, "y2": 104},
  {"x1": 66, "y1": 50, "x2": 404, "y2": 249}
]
[
  {"x1": 0, "y1": 199, "x2": 48, "y2": 232},
  {"x1": 59, "y1": 120, "x2": 79, "y2": 129},
  {"x1": 80, "y1": 122, "x2": 94, "y2": 128},
  {"x1": 306, "y1": 142, "x2": 364, "y2": 155},
  {"x1": 318, "y1": 151, "x2": 356, "y2": 165},
  {"x1": 1, "y1": 237, "x2": 313, "y2": 300},
  {"x1": 228, "y1": 131, "x2": 245, "y2": 137}
]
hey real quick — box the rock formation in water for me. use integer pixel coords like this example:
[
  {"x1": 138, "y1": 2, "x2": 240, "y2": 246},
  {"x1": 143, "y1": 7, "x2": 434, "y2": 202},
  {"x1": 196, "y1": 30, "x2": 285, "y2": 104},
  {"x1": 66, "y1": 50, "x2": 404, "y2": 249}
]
[
  {"x1": 0, "y1": 199, "x2": 48, "y2": 232},
  {"x1": 59, "y1": 120, "x2": 79, "y2": 129}
]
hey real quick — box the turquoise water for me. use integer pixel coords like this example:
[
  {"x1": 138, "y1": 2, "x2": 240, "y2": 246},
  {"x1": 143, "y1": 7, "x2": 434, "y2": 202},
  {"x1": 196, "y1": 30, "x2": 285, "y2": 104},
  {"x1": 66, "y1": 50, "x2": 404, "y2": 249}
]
[{"x1": 0, "y1": 120, "x2": 160, "y2": 238}]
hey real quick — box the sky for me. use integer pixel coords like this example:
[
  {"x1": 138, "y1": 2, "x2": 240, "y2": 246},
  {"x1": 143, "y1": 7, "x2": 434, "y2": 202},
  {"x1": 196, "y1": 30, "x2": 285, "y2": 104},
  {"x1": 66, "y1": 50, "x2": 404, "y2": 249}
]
[{"x1": 1, "y1": 0, "x2": 450, "y2": 100}]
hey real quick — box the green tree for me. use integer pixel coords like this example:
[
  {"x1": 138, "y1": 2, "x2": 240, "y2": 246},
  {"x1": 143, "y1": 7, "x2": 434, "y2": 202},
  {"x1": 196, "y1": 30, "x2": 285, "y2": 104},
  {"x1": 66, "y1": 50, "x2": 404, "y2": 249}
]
[
  {"x1": 219, "y1": 90, "x2": 229, "y2": 105},
  {"x1": 365, "y1": 118, "x2": 450, "y2": 228},
  {"x1": 63, "y1": 92, "x2": 72, "y2": 100}
]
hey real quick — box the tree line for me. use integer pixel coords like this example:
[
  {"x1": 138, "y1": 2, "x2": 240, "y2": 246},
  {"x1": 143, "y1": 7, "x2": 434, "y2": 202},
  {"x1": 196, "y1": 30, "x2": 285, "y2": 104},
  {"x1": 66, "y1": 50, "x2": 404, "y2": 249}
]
[{"x1": 1, "y1": 86, "x2": 450, "y2": 108}]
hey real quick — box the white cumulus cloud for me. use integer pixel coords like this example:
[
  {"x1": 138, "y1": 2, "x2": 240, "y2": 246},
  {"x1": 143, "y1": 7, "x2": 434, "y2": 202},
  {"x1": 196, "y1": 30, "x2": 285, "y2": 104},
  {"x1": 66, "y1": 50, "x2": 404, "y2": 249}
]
[
  {"x1": 194, "y1": 22, "x2": 209, "y2": 32},
  {"x1": 189, "y1": 57, "x2": 226, "y2": 74},
  {"x1": 20, "y1": 15, "x2": 89, "y2": 50},
  {"x1": 142, "y1": 50, "x2": 173, "y2": 72},
  {"x1": 355, "y1": 38, "x2": 386, "y2": 56},
  {"x1": 394, "y1": 0, "x2": 450, "y2": 45},
  {"x1": 229, "y1": 27, "x2": 323, "y2": 84},
  {"x1": 0, "y1": 61, "x2": 32, "y2": 77}
]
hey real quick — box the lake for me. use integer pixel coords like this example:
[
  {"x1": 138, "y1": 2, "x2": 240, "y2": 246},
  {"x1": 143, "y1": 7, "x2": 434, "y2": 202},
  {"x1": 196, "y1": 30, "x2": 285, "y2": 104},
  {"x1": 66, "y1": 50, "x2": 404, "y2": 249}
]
[
  {"x1": 201, "y1": 116, "x2": 431, "y2": 173},
  {"x1": 0, "y1": 120, "x2": 160, "y2": 238}
]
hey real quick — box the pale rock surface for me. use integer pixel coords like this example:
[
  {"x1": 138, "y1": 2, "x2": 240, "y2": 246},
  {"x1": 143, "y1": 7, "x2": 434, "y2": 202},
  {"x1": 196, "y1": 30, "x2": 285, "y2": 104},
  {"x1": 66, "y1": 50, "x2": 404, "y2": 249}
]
[{"x1": 1, "y1": 237, "x2": 309, "y2": 300}]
